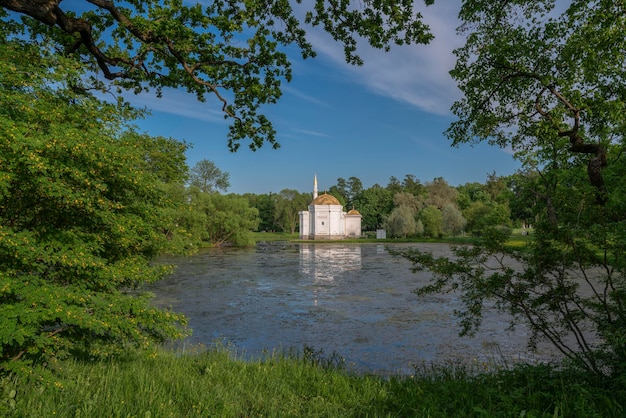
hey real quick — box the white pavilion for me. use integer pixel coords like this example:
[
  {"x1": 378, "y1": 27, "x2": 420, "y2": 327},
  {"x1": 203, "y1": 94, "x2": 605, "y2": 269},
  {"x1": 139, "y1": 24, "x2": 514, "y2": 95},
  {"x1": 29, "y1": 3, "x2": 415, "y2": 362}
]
[{"x1": 299, "y1": 175, "x2": 362, "y2": 240}]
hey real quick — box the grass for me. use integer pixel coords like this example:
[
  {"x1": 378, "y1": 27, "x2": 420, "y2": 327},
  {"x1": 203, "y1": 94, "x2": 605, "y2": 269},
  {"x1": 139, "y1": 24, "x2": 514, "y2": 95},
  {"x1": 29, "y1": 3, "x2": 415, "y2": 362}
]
[
  {"x1": 3, "y1": 346, "x2": 624, "y2": 417},
  {"x1": 253, "y1": 229, "x2": 535, "y2": 248},
  {"x1": 253, "y1": 231, "x2": 299, "y2": 242}
]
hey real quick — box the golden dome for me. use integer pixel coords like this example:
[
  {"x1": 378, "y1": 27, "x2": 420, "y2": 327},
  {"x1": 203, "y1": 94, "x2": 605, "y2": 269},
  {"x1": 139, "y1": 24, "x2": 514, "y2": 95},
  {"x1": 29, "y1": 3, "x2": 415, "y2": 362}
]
[
  {"x1": 311, "y1": 193, "x2": 341, "y2": 205},
  {"x1": 347, "y1": 209, "x2": 361, "y2": 215}
]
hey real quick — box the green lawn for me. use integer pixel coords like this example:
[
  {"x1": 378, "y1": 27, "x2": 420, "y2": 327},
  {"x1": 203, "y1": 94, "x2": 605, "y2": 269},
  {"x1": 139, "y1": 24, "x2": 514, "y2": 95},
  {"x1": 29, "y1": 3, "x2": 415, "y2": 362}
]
[
  {"x1": 253, "y1": 229, "x2": 534, "y2": 247},
  {"x1": 3, "y1": 346, "x2": 623, "y2": 417}
]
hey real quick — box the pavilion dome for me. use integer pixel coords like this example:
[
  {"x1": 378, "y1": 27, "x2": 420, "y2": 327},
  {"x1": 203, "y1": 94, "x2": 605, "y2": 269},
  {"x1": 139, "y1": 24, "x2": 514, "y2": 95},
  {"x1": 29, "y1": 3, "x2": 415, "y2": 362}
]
[
  {"x1": 347, "y1": 209, "x2": 361, "y2": 215},
  {"x1": 311, "y1": 193, "x2": 341, "y2": 205}
]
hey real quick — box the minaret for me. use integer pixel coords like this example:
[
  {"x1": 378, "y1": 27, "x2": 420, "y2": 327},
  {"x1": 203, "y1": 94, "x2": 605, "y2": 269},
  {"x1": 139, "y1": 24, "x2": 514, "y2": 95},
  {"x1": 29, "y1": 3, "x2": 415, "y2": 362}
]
[{"x1": 313, "y1": 174, "x2": 318, "y2": 199}]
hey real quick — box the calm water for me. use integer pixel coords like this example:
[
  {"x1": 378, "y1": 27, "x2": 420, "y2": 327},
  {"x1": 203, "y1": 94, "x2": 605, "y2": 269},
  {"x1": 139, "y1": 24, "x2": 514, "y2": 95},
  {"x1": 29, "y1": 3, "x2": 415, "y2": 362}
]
[{"x1": 149, "y1": 242, "x2": 559, "y2": 375}]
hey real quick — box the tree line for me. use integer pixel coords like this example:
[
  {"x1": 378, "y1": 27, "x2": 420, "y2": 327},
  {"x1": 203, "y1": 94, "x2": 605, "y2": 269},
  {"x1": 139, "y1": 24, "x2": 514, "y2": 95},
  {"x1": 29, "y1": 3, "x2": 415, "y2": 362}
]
[{"x1": 242, "y1": 172, "x2": 519, "y2": 239}]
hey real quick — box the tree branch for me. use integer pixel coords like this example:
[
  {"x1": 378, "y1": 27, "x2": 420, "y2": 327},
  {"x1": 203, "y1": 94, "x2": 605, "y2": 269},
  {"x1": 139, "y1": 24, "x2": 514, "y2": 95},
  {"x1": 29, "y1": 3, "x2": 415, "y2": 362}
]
[{"x1": 535, "y1": 85, "x2": 608, "y2": 203}]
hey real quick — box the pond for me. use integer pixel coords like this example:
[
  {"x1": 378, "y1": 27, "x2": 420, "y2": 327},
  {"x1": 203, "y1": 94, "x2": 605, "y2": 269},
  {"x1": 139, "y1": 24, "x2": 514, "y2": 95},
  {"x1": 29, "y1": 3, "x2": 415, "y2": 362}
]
[{"x1": 149, "y1": 242, "x2": 560, "y2": 375}]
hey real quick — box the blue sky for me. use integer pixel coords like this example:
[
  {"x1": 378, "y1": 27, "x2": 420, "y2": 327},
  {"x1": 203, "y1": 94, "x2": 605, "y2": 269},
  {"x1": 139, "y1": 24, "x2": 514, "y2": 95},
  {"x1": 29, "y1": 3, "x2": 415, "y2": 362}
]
[{"x1": 128, "y1": 2, "x2": 519, "y2": 195}]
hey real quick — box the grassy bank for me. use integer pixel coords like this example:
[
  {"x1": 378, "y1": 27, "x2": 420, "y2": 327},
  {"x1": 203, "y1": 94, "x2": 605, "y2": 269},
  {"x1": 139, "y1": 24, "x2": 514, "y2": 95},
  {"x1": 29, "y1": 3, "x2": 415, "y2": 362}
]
[
  {"x1": 2, "y1": 346, "x2": 623, "y2": 417},
  {"x1": 253, "y1": 229, "x2": 534, "y2": 248}
]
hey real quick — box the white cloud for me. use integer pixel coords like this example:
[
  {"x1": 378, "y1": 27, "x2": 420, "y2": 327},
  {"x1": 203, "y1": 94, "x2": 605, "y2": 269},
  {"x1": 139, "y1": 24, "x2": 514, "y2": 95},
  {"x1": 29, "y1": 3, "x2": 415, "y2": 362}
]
[
  {"x1": 122, "y1": 88, "x2": 226, "y2": 123},
  {"x1": 291, "y1": 128, "x2": 330, "y2": 138},
  {"x1": 303, "y1": 2, "x2": 464, "y2": 115},
  {"x1": 282, "y1": 85, "x2": 335, "y2": 109}
]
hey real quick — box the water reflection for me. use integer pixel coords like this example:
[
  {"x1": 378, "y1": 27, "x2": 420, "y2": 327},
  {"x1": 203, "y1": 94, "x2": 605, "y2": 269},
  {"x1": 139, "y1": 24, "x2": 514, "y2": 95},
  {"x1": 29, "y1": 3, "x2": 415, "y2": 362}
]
[
  {"x1": 300, "y1": 244, "x2": 361, "y2": 282},
  {"x1": 149, "y1": 243, "x2": 561, "y2": 375}
]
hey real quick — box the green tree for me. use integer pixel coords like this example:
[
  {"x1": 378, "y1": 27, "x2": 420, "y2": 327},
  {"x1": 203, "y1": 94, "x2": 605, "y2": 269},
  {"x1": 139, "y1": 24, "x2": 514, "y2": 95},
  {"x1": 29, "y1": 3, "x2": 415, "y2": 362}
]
[
  {"x1": 191, "y1": 190, "x2": 259, "y2": 246},
  {"x1": 0, "y1": 40, "x2": 188, "y2": 377},
  {"x1": 386, "y1": 176, "x2": 403, "y2": 195},
  {"x1": 456, "y1": 182, "x2": 491, "y2": 211},
  {"x1": 384, "y1": 205, "x2": 417, "y2": 238},
  {"x1": 507, "y1": 171, "x2": 541, "y2": 227},
  {"x1": 189, "y1": 159, "x2": 230, "y2": 193},
  {"x1": 401, "y1": 174, "x2": 425, "y2": 197},
  {"x1": 484, "y1": 171, "x2": 511, "y2": 205},
  {"x1": 158, "y1": 182, "x2": 208, "y2": 253},
  {"x1": 441, "y1": 204, "x2": 466, "y2": 237},
  {"x1": 332, "y1": 176, "x2": 363, "y2": 209},
  {"x1": 398, "y1": 0, "x2": 626, "y2": 377},
  {"x1": 135, "y1": 135, "x2": 189, "y2": 184},
  {"x1": 463, "y1": 201, "x2": 510, "y2": 236},
  {"x1": 353, "y1": 184, "x2": 393, "y2": 231},
  {"x1": 244, "y1": 193, "x2": 279, "y2": 232},
  {"x1": 415, "y1": 219, "x2": 425, "y2": 237},
  {"x1": 130, "y1": 134, "x2": 206, "y2": 253},
  {"x1": 393, "y1": 192, "x2": 423, "y2": 213},
  {"x1": 1, "y1": 0, "x2": 434, "y2": 151},
  {"x1": 425, "y1": 177, "x2": 458, "y2": 210},
  {"x1": 419, "y1": 205, "x2": 442, "y2": 238},
  {"x1": 274, "y1": 189, "x2": 310, "y2": 234}
]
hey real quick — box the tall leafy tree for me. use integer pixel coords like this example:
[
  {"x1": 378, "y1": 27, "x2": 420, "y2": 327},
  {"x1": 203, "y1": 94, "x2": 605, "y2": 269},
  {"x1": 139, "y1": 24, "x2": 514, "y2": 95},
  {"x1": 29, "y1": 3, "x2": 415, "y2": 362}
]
[
  {"x1": 0, "y1": 0, "x2": 435, "y2": 150},
  {"x1": 401, "y1": 174, "x2": 425, "y2": 197},
  {"x1": 385, "y1": 205, "x2": 418, "y2": 238},
  {"x1": 0, "y1": 40, "x2": 188, "y2": 377},
  {"x1": 332, "y1": 176, "x2": 363, "y2": 209},
  {"x1": 419, "y1": 205, "x2": 443, "y2": 238},
  {"x1": 484, "y1": 171, "x2": 511, "y2": 205},
  {"x1": 353, "y1": 184, "x2": 393, "y2": 231},
  {"x1": 462, "y1": 200, "x2": 510, "y2": 236},
  {"x1": 456, "y1": 182, "x2": 491, "y2": 211},
  {"x1": 274, "y1": 189, "x2": 310, "y2": 234},
  {"x1": 447, "y1": 0, "x2": 620, "y2": 203},
  {"x1": 243, "y1": 193, "x2": 279, "y2": 232},
  {"x1": 134, "y1": 135, "x2": 189, "y2": 184},
  {"x1": 189, "y1": 159, "x2": 230, "y2": 193},
  {"x1": 191, "y1": 191, "x2": 260, "y2": 246},
  {"x1": 424, "y1": 177, "x2": 458, "y2": 210},
  {"x1": 158, "y1": 182, "x2": 209, "y2": 253},
  {"x1": 386, "y1": 176, "x2": 403, "y2": 195},
  {"x1": 393, "y1": 192, "x2": 423, "y2": 213},
  {"x1": 398, "y1": 0, "x2": 626, "y2": 377},
  {"x1": 441, "y1": 204, "x2": 466, "y2": 237}
]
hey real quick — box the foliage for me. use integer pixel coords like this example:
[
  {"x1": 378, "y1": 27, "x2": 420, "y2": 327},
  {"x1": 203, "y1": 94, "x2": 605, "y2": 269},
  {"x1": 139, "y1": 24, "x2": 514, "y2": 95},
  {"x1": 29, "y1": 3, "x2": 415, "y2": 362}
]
[
  {"x1": 456, "y1": 182, "x2": 491, "y2": 211},
  {"x1": 448, "y1": 0, "x2": 625, "y2": 202},
  {"x1": 420, "y1": 205, "x2": 443, "y2": 238},
  {"x1": 393, "y1": 191, "x2": 424, "y2": 212},
  {"x1": 189, "y1": 159, "x2": 230, "y2": 193},
  {"x1": 441, "y1": 204, "x2": 466, "y2": 237},
  {"x1": 133, "y1": 135, "x2": 190, "y2": 184},
  {"x1": 0, "y1": 39, "x2": 188, "y2": 378},
  {"x1": 191, "y1": 190, "x2": 260, "y2": 246},
  {"x1": 341, "y1": 177, "x2": 364, "y2": 210},
  {"x1": 463, "y1": 200, "x2": 510, "y2": 235},
  {"x1": 273, "y1": 189, "x2": 310, "y2": 234},
  {"x1": 244, "y1": 193, "x2": 279, "y2": 232},
  {"x1": 1, "y1": 0, "x2": 434, "y2": 151},
  {"x1": 415, "y1": 219, "x2": 425, "y2": 237},
  {"x1": 397, "y1": 0, "x2": 626, "y2": 378},
  {"x1": 353, "y1": 184, "x2": 393, "y2": 231},
  {"x1": 401, "y1": 174, "x2": 426, "y2": 197},
  {"x1": 384, "y1": 205, "x2": 418, "y2": 238},
  {"x1": 425, "y1": 177, "x2": 458, "y2": 209},
  {"x1": 157, "y1": 182, "x2": 208, "y2": 253}
]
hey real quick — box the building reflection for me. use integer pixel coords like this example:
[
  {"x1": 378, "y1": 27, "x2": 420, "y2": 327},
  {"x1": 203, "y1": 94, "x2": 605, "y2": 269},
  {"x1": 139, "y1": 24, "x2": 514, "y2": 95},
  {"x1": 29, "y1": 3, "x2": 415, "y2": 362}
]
[
  {"x1": 299, "y1": 244, "x2": 362, "y2": 282},
  {"x1": 299, "y1": 244, "x2": 362, "y2": 306}
]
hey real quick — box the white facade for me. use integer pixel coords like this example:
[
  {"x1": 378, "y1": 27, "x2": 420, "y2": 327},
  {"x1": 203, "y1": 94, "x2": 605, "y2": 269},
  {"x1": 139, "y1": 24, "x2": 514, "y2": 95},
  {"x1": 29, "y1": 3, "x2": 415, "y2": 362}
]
[
  {"x1": 345, "y1": 210, "x2": 362, "y2": 238},
  {"x1": 299, "y1": 176, "x2": 362, "y2": 240}
]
